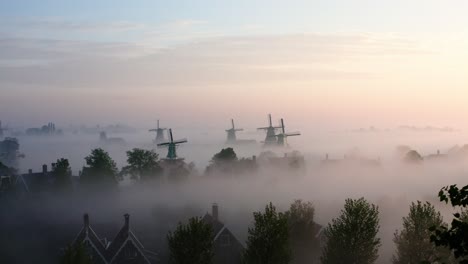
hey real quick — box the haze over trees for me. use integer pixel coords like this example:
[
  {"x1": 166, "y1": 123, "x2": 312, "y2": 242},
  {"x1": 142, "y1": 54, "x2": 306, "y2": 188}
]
[
  {"x1": 124, "y1": 148, "x2": 162, "y2": 181},
  {"x1": 60, "y1": 243, "x2": 93, "y2": 264},
  {"x1": 393, "y1": 201, "x2": 452, "y2": 264},
  {"x1": 167, "y1": 217, "x2": 214, "y2": 264},
  {"x1": 80, "y1": 148, "x2": 118, "y2": 187},
  {"x1": 286, "y1": 200, "x2": 321, "y2": 264},
  {"x1": 321, "y1": 198, "x2": 381, "y2": 264},
  {"x1": 243, "y1": 202, "x2": 291, "y2": 264},
  {"x1": 52, "y1": 158, "x2": 72, "y2": 192}
]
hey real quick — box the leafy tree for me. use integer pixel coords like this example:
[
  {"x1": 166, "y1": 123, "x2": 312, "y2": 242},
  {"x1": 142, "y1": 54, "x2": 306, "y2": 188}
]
[
  {"x1": 286, "y1": 200, "x2": 321, "y2": 264},
  {"x1": 167, "y1": 217, "x2": 214, "y2": 264},
  {"x1": 80, "y1": 148, "x2": 118, "y2": 186},
  {"x1": 321, "y1": 198, "x2": 381, "y2": 264},
  {"x1": 430, "y1": 184, "x2": 468, "y2": 263},
  {"x1": 52, "y1": 158, "x2": 72, "y2": 192},
  {"x1": 60, "y1": 243, "x2": 93, "y2": 264},
  {"x1": 393, "y1": 201, "x2": 452, "y2": 264},
  {"x1": 211, "y1": 148, "x2": 237, "y2": 163},
  {"x1": 124, "y1": 148, "x2": 162, "y2": 181},
  {"x1": 243, "y1": 202, "x2": 291, "y2": 264}
]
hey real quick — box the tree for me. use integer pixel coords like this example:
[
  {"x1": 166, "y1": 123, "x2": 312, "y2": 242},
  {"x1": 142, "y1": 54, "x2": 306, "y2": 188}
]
[
  {"x1": 286, "y1": 200, "x2": 321, "y2": 264},
  {"x1": 80, "y1": 148, "x2": 118, "y2": 186},
  {"x1": 60, "y1": 243, "x2": 93, "y2": 264},
  {"x1": 321, "y1": 198, "x2": 381, "y2": 264},
  {"x1": 393, "y1": 201, "x2": 452, "y2": 264},
  {"x1": 430, "y1": 184, "x2": 468, "y2": 263},
  {"x1": 124, "y1": 148, "x2": 162, "y2": 181},
  {"x1": 52, "y1": 158, "x2": 72, "y2": 192},
  {"x1": 403, "y1": 150, "x2": 423, "y2": 163},
  {"x1": 212, "y1": 148, "x2": 237, "y2": 163},
  {"x1": 167, "y1": 217, "x2": 214, "y2": 264},
  {"x1": 243, "y1": 202, "x2": 291, "y2": 264}
]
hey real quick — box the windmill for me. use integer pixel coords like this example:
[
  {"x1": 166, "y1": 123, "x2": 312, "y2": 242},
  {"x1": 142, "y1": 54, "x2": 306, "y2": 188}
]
[
  {"x1": 149, "y1": 120, "x2": 167, "y2": 144},
  {"x1": 157, "y1": 129, "x2": 187, "y2": 160},
  {"x1": 272, "y1": 118, "x2": 301, "y2": 146},
  {"x1": 0, "y1": 121, "x2": 8, "y2": 138},
  {"x1": 258, "y1": 114, "x2": 282, "y2": 146},
  {"x1": 226, "y1": 119, "x2": 244, "y2": 144}
]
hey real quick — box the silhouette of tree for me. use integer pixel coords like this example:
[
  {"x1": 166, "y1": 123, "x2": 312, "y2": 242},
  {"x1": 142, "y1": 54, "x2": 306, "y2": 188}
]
[
  {"x1": 80, "y1": 148, "x2": 118, "y2": 187},
  {"x1": 60, "y1": 243, "x2": 93, "y2": 264},
  {"x1": 52, "y1": 158, "x2": 72, "y2": 192},
  {"x1": 321, "y1": 198, "x2": 381, "y2": 264},
  {"x1": 124, "y1": 148, "x2": 162, "y2": 181},
  {"x1": 212, "y1": 148, "x2": 237, "y2": 162},
  {"x1": 403, "y1": 150, "x2": 423, "y2": 163},
  {"x1": 243, "y1": 202, "x2": 291, "y2": 264},
  {"x1": 430, "y1": 184, "x2": 468, "y2": 263},
  {"x1": 286, "y1": 200, "x2": 321, "y2": 264},
  {"x1": 393, "y1": 201, "x2": 453, "y2": 264},
  {"x1": 167, "y1": 217, "x2": 214, "y2": 264}
]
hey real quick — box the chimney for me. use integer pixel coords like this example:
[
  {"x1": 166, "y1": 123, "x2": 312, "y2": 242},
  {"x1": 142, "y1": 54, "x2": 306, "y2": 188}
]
[
  {"x1": 212, "y1": 203, "x2": 219, "y2": 221},
  {"x1": 83, "y1": 213, "x2": 90, "y2": 228},
  {"x1": 124, "y1": 213, "x2": 130, "y2": 230},
  {"x1": 437, "y1": 150, "x2": 440, "y2": 155},
  {"x1": 42, "y1": 164, "x2": 48, "y2": 174},
  {"x1": 252, "y1": 155, "x2": 256, "y2": 162},
  {"x1": 28, "y1": 169, "x2": 32, "y2": 174},
  {"x1": 326, "y1": 153, "x2": 329, "y2": 160}
]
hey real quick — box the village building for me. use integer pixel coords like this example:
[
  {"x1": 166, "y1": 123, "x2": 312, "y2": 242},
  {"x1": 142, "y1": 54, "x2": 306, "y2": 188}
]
[
  {"x1": 72, "y1": 213, "x2": 157, "y2": 264},
  {"x1": 202, "y1": 204, "x2": 244, "y2": 264}
]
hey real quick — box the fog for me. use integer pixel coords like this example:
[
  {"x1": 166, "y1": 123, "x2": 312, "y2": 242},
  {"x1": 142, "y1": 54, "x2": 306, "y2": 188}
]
[{"x1": 2, "y1": 126, "x2": 468, "y2": 263}]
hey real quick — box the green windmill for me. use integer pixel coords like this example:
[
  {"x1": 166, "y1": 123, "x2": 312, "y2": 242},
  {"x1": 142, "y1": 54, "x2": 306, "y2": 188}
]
[
  {"x1": 157, "y1": 129, "x2": 187, "y2": 159},
  {"x1": 258, "y1": 114, "x2": 282, "y2": 146},
  {"x1": 149, "y1": 120, "x2": 167, "y2": 144},
  {"x1": 226, "y1": 119, "x2": 244, "y2": 144}
]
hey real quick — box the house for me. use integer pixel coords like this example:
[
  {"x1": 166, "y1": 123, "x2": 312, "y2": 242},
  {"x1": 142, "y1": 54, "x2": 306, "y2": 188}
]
[
  {"x1": 72, "y1": 213, "x2": 157, "y2": 264},
  {"x1": 14, "y1": 164, "x2": 54, "y2": 194},
  {"x1": 202, "y1": 204, "x2": 244, "y2": 264}
]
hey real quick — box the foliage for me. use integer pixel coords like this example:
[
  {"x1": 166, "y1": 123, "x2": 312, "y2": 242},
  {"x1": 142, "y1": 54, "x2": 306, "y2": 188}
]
[
  {"x1": 167, "y1": 217, "x2": 214, "y2": 264},
  {"x1": 393, "y1": 201, "x2": 452, "y2": 264},
  {"x1": 60, "y1": 243, "x2": 93, "y2": 264},
  {"x1": 211, "y1": 148, "x2": 238, "y2": 163},
  {"x1": 80, "y1": 148, "x2": 118, "y2": 186},
  {"x1": 0, "y1": 161, "x2": 14, "y2": 175},
  {"x1": 286, "y1": 200, "x2": 321, "y2": 264},
  {"x1": 321, "y1": 198, "x2": 381, "y2": 264},
  {"x1": 52, "y1": 158, "x2": 73, "y2": 192},
  {"x1": 124, "y1": 148, "x2": 162, "y2": 181},
  {"x1": 243, "y1": 202, "x2": 291, "y2": 264},
  {"x1": 430, "y1": 184, "x2": 468, "y2": 263}
]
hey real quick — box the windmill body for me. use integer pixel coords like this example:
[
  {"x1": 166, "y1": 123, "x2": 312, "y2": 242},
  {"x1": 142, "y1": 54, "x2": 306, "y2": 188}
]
[
  {"x1": 149, "y1": 120, "x2": 167, "y2": 144},
  {"x1": 157, "y1": 129, "x2": 187, "y2": 160},
  {"x1": 225, "y1": 119, "x2": 244, "y2": 144},
  {"x1": 274, "y1": 118, "x2": 301, "y2": 146},
  {"x1": 258, "y1": 114, "x2": 282, "y2": 146}
]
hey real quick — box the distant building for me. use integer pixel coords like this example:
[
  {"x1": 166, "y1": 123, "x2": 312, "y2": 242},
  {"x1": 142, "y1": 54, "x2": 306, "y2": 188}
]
[
  {"x1": 26, "y1": 122, "x2": 63, "y2": 136},
  {"x1": 99, "y1": 132, "x2": 126, "y2": 146},
  {"x1": 202, "y1": 204, "x2": 244, "y2": 264},
  {"x1": 72, "y1": 213, "x2": 157, "y2": 264}
]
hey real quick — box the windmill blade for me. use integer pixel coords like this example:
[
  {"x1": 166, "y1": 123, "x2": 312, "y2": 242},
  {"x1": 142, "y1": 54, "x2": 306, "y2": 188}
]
[
  {"x1": 169, "y1": 129, "x2": 174, "y2": 142},
  {"x1": 149, "y1": 129, "x2": 157, "y2": 132},
  {"x1": 157, "y1": 142, "x2": 171, "y2": 146},
  {"x1": 231, "y1": 119, "x2": 235, "y2": 129},
  {"x1": 173, "y1": 138, "x2": 188, "y2": 144},
  {"x1": 235, "y1": 128, "x2": 244, "y2": 131},
  {"x1": 280, "y1": 119, "x2": 285, "y2": 134},
  {"x1": 257, "y1": 127, "x2": 269, "y2": 130},
  {"x1": 285, "y1": 132, "x2": 301, "y2": 137},
  {"x1": 268, "y1": 114, "x2": 272, "y2": 127},
  {"x1": 157, "y1": 120, "x2": 160, "y2": 129}
]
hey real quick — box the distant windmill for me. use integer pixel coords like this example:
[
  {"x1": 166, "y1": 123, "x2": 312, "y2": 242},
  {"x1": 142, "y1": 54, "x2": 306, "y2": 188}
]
[
  {"x1": 226, "y1": 119, "x2": 244, "y2": 144},
  {"x1": 0, "y1": 121, "x2": 8, "y2": 138},
  {"x1": 157, "y1": 129, "x2": 187, "y2": 160},
  {"x1": 258, "y1": 114, "x2": 282, "y2": 146},
  {"x1": 273, "y1": 118, "x2": 301, "y2": 146},
  {"x1": 149, "y1": 120, "x2": 167, "y2": 144}
]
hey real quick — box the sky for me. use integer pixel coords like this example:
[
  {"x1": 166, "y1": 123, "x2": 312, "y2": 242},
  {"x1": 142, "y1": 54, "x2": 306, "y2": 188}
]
[{"x1": 1, "y1": 0, "x2": 468, "y2": 130}]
